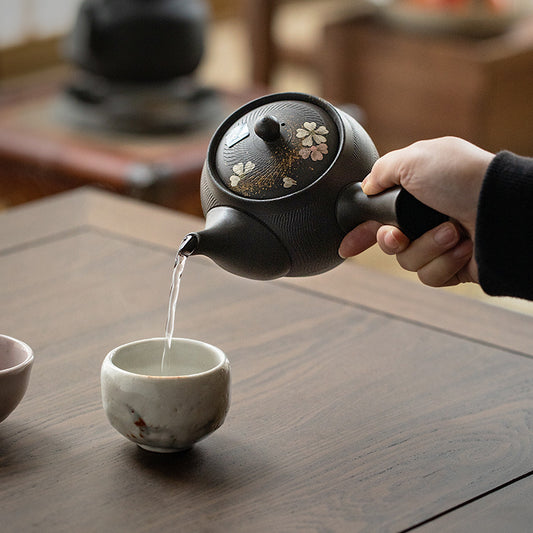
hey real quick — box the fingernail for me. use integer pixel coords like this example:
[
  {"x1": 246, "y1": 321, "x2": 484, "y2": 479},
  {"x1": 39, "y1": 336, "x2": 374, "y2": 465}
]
[
  {"x1": 434, "y1": 224, "x2": 457, "y2": 247},
  {"x1": 361, "y1": 177, "x2": 369, "y2": 194},
  {"x1": 338, "y1": 240, "x2": 349, "y2": 259},
  {"x1": 384, "y1": 229, "x2": 401, "y2": 252}
]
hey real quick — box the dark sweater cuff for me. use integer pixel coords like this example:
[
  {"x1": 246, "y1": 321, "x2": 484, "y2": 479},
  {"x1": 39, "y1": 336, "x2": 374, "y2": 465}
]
[{"x1": 475, "y1": 151, "x2": 533, "y2": 300}]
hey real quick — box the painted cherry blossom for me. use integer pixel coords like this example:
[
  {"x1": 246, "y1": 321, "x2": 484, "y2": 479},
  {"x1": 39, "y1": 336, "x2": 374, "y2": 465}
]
[
  {"x1": 230, "y1": 161, "x2": 255, "y2": 187},
  {"x1": 296, "y1": 122, "x2": 329, "y2": 147},
  {"x1": 283, "y1": 177, "x2": 297, "y2": 188},
  {"x1": 299, "y1": 143, "x2": 328, "y2": 161}
]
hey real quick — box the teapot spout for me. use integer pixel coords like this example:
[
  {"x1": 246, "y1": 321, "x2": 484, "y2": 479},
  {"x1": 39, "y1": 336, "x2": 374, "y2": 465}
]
[
  {"x1": 178, "y1": 233, "x2": 200, "y2": 257},
  {"x1": 179, "y1": 206, "x2": 291, "y2": 281}
]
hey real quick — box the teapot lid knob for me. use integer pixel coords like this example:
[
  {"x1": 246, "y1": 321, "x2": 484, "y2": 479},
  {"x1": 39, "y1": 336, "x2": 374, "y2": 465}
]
[{"x1": 254, "y1": 115, "x2": 281, "y2": 142}]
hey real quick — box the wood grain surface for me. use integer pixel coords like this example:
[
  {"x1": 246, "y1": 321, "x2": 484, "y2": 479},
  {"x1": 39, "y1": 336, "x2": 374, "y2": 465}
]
[{"x1": 0, "y1": 189, "x2": 532, "y2": 532}]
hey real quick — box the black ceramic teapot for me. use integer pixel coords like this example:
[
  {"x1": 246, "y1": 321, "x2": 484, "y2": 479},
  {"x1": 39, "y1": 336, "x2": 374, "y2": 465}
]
[{"x1": 180, "y1": 93, "x2": 447, "y2": 280}]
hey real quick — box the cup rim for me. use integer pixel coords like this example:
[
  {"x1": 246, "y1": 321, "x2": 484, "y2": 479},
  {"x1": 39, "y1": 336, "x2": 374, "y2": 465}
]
[
  {"x1": 0, "y1": 334, "x2": 34, "y2": 375},
  {"x1": 104, "y1": 337, "x2": 227, "y2": 379}
]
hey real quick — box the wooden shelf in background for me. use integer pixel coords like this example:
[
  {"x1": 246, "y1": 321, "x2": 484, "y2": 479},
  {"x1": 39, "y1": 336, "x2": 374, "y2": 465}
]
[{"x1": 322, "y1": 14, "x2": 533, "y2": 156}]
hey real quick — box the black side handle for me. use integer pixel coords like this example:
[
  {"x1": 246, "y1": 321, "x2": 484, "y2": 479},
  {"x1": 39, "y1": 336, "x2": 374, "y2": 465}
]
[{"x1": 336, "y1": 182, "x2": 448, "y2": 240}]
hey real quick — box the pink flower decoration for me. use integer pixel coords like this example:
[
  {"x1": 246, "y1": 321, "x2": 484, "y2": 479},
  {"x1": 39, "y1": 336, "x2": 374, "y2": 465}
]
[{"x1": 299, "y1": 143, "x2": 328, "y2": 161}]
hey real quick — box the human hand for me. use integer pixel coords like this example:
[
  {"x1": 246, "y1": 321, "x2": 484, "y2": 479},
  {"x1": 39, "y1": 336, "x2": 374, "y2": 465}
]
[{"x1": 339, "y1": 137, "x2": 494, "y2": 286}]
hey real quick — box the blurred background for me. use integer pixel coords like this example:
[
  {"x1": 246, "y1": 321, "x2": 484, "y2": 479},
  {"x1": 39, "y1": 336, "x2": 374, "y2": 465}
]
[{"x1": 1, "y1": 0, "x2": 532, "y2": 315}]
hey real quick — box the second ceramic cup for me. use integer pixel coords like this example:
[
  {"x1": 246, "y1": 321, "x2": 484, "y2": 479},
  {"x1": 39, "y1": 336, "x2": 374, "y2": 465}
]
[
  {"x1": 101, "y1": 337, "x2": 230, "y2": 453},
  {"x1": 0, "y1": 334, "x2": 34, "y2": 423}
]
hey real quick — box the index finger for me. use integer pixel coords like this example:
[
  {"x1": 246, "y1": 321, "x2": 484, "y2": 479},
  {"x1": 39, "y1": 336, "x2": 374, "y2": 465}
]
[
  {"x1": 361, "y1": 147, "x2": 413, "y2": 196},
  {"x1": 338, "y1": 220, "x2": 381, "y2": 258}
]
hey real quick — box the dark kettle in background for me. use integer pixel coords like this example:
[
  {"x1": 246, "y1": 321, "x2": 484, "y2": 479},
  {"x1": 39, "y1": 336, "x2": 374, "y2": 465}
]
[
  {"x1": 65, "y1": 0, "x2": 208, "y2": 83},
  {"x1": 180, "y1": 92, "x2": 447, "y2": 280}
]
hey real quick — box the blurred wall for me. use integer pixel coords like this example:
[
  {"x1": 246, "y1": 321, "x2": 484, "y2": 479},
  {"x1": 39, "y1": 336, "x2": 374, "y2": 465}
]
[{"x1": 0, "y1": 0, "x2": 82, "y2": 47}]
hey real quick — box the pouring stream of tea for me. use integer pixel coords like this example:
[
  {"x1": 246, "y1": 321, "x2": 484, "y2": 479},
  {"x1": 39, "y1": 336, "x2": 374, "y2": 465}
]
[{"x1": 161, "y1": 251, "x2": 188, "y2": 375}]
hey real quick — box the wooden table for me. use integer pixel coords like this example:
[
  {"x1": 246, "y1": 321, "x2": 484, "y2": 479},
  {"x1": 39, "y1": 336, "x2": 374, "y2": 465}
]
[{"x1": 1, "y1": 188, "x2": 532, "y2": 532}]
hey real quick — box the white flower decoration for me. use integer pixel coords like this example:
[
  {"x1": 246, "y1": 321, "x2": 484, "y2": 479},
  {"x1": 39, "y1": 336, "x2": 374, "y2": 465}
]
[
  {"x1": 230, "y1": 161, "x2": 255, "y2": 187},
  {"x1": 296, "y1": 122, "x2": 329, "y2": 147},
  {"x1": 283, "y1": 177, "x2": 297, "y2": 188}
]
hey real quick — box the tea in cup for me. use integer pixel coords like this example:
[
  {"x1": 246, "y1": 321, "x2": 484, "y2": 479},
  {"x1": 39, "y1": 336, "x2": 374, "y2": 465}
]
[{"x1": 101, "y1": 337, "x2": 230, "y2": 453}]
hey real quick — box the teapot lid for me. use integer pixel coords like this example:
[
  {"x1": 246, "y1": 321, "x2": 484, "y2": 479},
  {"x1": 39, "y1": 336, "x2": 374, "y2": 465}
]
[{"x1": 210, "y1": 93, "x2": 341, "y2": 199}]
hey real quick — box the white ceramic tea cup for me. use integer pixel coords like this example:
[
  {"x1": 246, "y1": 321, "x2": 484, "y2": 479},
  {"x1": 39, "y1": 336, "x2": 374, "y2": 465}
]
[
  {"x1": 101, "y1": 337, "x2": 230, "y2": 453},
  {"x1": 0, "y1": 334, "x2": 34, "y2": 423}
]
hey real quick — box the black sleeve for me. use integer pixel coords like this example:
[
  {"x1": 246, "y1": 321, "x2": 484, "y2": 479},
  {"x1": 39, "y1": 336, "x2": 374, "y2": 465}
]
[{"x1": 475, "y1": 151, "x2": 533, "y2": 301}]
